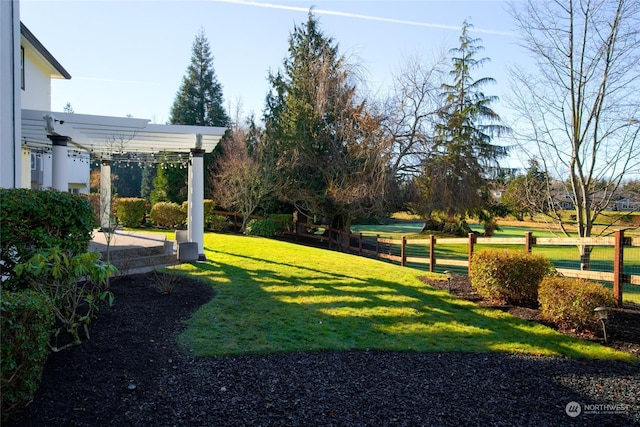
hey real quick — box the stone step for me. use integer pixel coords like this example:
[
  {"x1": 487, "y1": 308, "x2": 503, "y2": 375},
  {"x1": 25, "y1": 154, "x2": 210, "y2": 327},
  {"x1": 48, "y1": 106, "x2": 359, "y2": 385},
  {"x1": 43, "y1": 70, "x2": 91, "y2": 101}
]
[
  {"x1": 93, "y1": 237, "x2": 178, "y2": 276},
  {"x1": 108, "y1": 252, "x2": 179, "y2": 276}
]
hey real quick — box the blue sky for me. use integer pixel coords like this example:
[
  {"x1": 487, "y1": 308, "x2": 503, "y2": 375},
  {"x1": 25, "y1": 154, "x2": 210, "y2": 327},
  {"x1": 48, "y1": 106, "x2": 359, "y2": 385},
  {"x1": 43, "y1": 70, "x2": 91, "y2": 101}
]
[{"x1": 20, "y1": 0, "x2": 526, "y2": 130}]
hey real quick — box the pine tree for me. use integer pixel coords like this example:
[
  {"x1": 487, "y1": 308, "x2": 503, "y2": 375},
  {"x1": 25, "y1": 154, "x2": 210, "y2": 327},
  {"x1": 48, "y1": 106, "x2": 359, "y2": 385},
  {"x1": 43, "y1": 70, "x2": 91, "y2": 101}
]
[
  {"x1": 159, "y1": 29, "x2": 229, "y2": 202},
  {"x1": 263, "y1": 12, "x2": 389, "y2": 233},
  {"x1": 420, "y1": 21, "x2": 510, "y2": 232},
  {"x1": 170, "y1": 28, "x2": 229, "y2": 127}
]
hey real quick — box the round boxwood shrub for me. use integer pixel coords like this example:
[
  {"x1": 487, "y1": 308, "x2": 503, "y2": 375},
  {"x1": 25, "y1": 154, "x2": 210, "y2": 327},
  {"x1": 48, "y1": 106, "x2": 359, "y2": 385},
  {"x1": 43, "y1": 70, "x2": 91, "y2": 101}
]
[
  {"x1": 538, "y1": 276, "x2": 616, "y2": 332},
  {"x1": 470, "y1": 249, "x2": 551, "y2": 306}
]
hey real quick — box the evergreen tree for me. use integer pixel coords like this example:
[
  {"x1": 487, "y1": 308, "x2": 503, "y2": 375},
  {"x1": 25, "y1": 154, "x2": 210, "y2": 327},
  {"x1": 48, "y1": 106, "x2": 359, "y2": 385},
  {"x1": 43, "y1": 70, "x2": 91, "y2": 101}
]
[
  {"x1": 111, "y1": 162, "x2": 143, "y2": 198},
  {"x1": 420, "y1": 21, "x2": 510, "y2": 232},
  {"x1": 263, "y1": 12, "x2": 389, "y2": 233},
  {"x1": 170, "y1": 28, "x2": 229, "y2": 127},
  {"x1": 158, "y1": 28, "x2": 229, "y2": 202},
  {"x1": 140, "y1": 163, "x2": 156, "y2": 202}
]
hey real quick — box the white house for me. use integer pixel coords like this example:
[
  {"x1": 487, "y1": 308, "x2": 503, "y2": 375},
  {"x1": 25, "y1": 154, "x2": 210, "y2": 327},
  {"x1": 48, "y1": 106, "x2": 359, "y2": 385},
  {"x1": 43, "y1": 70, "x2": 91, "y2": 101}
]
[
  {"x1": 0, "y1": 0, "x2": 21, "y2": 189},
  {"x1": 1, "y1": 2, "x2": 89, "y2": 192},
  {"x1": 20, "y1": 22, "x2": 92, "y2": 193}
]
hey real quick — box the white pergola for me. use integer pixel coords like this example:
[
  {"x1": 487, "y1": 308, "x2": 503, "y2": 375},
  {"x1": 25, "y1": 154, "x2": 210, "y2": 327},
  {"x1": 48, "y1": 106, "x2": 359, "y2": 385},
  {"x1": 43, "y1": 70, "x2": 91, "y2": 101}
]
[{"x1": 21, "y1": 108, "x2": 226, "y2": 260}]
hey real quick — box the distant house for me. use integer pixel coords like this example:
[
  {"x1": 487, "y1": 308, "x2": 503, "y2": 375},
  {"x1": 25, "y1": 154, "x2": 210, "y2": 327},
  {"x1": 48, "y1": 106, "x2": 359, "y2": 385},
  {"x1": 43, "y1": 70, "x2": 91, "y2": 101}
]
[{"x1": 612, "y1": 197, "x2": 640, "y2": 212}]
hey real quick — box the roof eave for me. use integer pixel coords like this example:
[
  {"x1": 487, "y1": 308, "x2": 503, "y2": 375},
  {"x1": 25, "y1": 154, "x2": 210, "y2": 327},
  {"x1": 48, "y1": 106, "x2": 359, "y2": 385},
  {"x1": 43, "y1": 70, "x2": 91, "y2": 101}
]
[{"x1": 20, "y1": 22, "x2": 71, "y2": 80}]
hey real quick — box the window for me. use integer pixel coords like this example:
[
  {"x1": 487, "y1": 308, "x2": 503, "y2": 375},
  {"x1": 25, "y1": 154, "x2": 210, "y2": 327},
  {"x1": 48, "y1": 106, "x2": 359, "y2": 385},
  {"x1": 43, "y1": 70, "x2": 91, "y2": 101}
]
[{"x1": 20, "y1": 46, "x2": 25, "y2": 90}]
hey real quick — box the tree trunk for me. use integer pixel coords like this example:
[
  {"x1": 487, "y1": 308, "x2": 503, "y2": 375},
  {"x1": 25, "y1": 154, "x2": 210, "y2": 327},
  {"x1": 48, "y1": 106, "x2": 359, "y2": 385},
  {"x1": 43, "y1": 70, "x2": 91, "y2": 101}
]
[
  {"x1": 329, "y1": 214, "x2": 352, "y2": 250},
  {"x1": 579, "y1": 245, "x2": 593, "y2": 271}
]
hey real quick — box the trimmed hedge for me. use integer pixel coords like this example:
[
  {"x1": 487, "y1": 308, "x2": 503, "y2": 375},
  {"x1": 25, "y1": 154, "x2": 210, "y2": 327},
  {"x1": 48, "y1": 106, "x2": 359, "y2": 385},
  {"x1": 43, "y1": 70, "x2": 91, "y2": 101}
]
[
  {"x1": 470, "y1": 249, "x2": 551, "y2": 306},
  {"x1": 115, "y1": 197, "x2": 147, "y2": 227},
  {"x1": 538, "y1": 277, "x2": 616, "y2": 332},
  {"x1": 1, "y1": 290, "x2": 54, "y2": 419},
  {"x1": 0, "y1": 189, "x2": 96, "y2": 290},
  {"x1": 149, "y1": 202, "x2": 186, "y2": 229}
]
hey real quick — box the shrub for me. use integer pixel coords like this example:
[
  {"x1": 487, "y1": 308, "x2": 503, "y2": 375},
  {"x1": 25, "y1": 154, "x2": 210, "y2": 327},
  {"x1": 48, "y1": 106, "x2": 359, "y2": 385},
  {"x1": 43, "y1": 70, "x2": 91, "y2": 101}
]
[
  {"x1": 1, "y1": 290, "x2": 55, "y2": 419},
  {"x1": 203, "y1": 199, "x2": 216, "y2": 226},
  {"x1": 115, "y1": 197, "x2": 147, "y2": 227},
  {"x1": 246, "y1": 218, "x2": 278, "y2": 237},
  {"x1": 470, "y1": 249, "x2": 551, "y2": 306},
  {"x1": 208, "y1": 214, "x2": 231, "y2": 232},
  {"x1": 179, "y1": 200, "x2": 217, "y2": 229},
  {"x1": 14, "y1": 248, "x2": 117, "y2": 351},
  {"x1": 0, "y1": 189, "x2": 97, "y2": 290},
  {"x1": 83, "y1": 193, "x2": 101, "y2": 224},
  {"x1": 268, "y1": 214, "x2": 294, "y2": 235},
  {"x1": 538, "y1": 276, "x2": 616, "y2": 332},
  {"x1": 149, "y1": 202, "x2": 186, "y2": 229}
]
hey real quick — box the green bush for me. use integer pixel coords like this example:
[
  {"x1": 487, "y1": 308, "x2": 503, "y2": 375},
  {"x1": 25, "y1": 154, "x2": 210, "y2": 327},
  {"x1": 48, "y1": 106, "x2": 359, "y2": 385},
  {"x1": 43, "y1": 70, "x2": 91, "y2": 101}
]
[
  {"x1": 538, "y1": 277, "x2": 616, "y2": 332},
  {"x1": 14, "y1": 248, "x2": 117, "y2": 351},
  {"x1": 149, "y1": 202, "x2": 186, "y2": 229},
  {"x1": 0, "y1": 189, "x2": 97, "y2": 290},
  {"x1": 204, "y1": 199, "x2": 216, "y2": 227},
  {"x1": 268, "y1": 214, "x2": 293, "y2": 235},
  {"x1": 115, "y1": 197, "x2": 147, "y2": 227},
  {"x1": 208, "y1": 214, "x2": 231, "y2": 232},
  {"x1": 470, "y1": 249, "x2": 551, "y2": 306},
  {"x1": 83, "y1": 193, "x2": 101, "y2": 224},
  {"x1": 179, "y1": 200, "x2": 217, "y2": 229},
  {"x1": 1, "y1": 290, "x2": 55, "y2": 419},
  {"x1": 246, "y1": 218, "x2": 278, "y2": 237}
]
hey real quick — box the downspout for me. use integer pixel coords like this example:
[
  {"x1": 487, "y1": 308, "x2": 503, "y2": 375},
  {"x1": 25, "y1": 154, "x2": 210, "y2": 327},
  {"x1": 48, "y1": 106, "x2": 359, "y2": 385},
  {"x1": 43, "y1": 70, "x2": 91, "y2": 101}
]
[{"x1": 11, "y1": 0, "x2": 17, "y2": 187}]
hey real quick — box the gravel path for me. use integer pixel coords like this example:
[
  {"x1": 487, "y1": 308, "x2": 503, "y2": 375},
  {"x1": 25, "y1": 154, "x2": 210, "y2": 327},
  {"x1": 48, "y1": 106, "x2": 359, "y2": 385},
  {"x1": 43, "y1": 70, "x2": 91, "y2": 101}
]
[{"x1": 7, "y1": 273, "x2": 639, "y2": 427}]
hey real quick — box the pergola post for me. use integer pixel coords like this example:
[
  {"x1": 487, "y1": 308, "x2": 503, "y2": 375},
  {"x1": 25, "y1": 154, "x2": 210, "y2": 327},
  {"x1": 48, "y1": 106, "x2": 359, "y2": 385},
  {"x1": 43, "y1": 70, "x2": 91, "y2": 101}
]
[
  {"x1": 188, "y1": 140, "x2": 205, "y2": 261},
  {"x1": 47, "y1": 135, "x2": 70, "y2": 192},
  {"x1": 99, "y1": 158, "x2": 112, "y2": 231}
]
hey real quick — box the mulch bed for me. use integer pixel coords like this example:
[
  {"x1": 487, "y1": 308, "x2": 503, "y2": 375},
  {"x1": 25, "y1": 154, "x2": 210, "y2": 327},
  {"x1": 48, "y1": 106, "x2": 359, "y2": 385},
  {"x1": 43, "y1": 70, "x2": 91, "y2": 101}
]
[{"x1": 6, "y1": 272, "x2": 640, "y2": 426}]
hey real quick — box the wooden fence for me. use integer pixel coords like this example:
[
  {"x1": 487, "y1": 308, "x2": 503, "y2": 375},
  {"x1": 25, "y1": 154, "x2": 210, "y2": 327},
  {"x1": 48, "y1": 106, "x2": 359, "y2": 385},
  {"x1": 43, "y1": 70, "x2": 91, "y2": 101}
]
[{"x1": 290, "y1": 221, "x2": 640, "y2": 306}]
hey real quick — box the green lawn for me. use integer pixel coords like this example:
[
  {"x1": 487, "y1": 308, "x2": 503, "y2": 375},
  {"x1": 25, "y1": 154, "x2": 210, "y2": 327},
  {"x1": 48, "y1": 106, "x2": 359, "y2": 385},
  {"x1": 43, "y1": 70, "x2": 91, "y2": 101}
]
[{"x1": 170, "y1": 233, "x2": 635, "y2": 362}]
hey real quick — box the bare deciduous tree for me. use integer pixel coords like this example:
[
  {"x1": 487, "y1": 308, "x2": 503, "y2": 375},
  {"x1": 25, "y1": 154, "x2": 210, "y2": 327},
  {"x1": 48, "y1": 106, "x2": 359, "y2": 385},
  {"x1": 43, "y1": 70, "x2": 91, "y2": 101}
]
[
  {"x1": 508, "y1": 0, "x2": 640, "y2": 269},
  {"x1": 212, "y1": 115, "x2": 275, "y2": 233}
]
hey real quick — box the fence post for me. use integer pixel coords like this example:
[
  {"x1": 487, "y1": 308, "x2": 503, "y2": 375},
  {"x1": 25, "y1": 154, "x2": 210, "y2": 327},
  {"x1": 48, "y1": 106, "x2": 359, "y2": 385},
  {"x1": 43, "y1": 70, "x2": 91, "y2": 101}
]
[
  {"x1": 468, "y1": 233, "x2": 476, "y2": 275},
  {"x1": 429, "y1": 234, "x2": 436, "y2": 272},
  {"x1": 525, "y1": 232, "x2": 532, "y2": 253},
  {"x1": 401, "y1": 236, "x2": 406, "y2": 267},
  {"x1": 376, "y1": 234, "x2": 380, "y2": 258},
  {"x1": 359, "y1": 233, "x2": 363, "y2": 255},
  {"x1": 614, "y1": 229, "x2": 624, "y2": 307}
]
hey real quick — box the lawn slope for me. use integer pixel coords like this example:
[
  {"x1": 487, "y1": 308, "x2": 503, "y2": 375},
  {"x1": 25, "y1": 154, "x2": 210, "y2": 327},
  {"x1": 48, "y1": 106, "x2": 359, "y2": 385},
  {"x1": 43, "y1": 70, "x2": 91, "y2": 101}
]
[{"x1": 175, "y1": 233, "x2": 635, "y2": 362}]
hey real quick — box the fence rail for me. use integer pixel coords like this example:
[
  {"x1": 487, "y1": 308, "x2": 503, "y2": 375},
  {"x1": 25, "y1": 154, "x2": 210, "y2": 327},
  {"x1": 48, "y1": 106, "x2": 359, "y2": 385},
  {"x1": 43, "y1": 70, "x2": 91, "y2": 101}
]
[{"x1": 290, "y1": 222, "x2": 640, "y2": 306}]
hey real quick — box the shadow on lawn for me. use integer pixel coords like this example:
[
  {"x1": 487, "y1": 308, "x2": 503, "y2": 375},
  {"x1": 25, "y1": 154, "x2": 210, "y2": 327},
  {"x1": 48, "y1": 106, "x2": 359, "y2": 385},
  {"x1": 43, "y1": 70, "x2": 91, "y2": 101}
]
[{"x1": 187, "y1": 246, "x2": 634, "y2": 362}]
